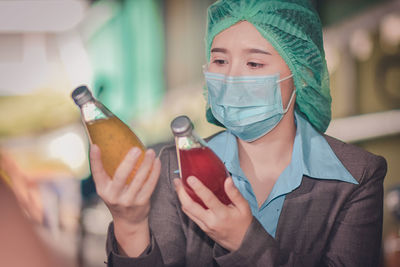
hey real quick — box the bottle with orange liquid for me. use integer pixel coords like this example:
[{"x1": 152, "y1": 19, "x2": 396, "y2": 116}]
[
  {"x1": 170, "y1": 115, "x2": 231, "y2": 209},
  {"x1": 71, "y1": 85, "x2": 145, "y2": 183}
]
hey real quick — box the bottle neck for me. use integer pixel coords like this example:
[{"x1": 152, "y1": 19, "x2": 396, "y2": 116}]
[
  {"x1": 175, "y1": 135, "x2": 200, "y2": 150},
  {"x1": 80, "y1": 100, "x2": 114, "y2": 123},
  {"x1": 175, "y1": 130, "x2": 207, "y2": 150}
]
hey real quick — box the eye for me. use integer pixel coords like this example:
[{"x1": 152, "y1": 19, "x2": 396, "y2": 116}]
[
  {"x1": 247, "y1": 62, "x2": 265, "y2": 68},
  {"x1": 212, "y1": 59, "x2": 228, "y2": 66}
]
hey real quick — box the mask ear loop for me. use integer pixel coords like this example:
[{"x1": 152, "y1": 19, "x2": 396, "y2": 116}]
[
  {"x1": 283, "y1": 89, "x2": 296, "y2": 113},
  {"x1": 277, "y1": 73, "x2": 293, "y2": 83},
  {"x1": 277, "y1": 74, "x2": 295, "y2": 113}
]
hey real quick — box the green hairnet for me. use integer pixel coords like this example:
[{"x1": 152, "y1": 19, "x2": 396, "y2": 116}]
[{"x1": 204, "y1": 0, "x2": 331, "y2": 133}]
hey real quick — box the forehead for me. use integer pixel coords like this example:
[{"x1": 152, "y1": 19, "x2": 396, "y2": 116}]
[{"x1": 211, "y1": 21, "x2": 275, "y2": 52}]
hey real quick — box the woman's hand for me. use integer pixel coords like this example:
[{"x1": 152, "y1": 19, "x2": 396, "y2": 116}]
[
  {"x1": 90, "y1": 145, "x2": 161, "y2": 256},
  {"x1": 174, "y1": 176, "x2": 252, "y2": 251}
]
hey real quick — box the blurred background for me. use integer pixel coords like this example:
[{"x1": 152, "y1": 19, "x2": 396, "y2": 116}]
[{"x1": 0, "y1": 0, "x2": 399, "y2": 266}]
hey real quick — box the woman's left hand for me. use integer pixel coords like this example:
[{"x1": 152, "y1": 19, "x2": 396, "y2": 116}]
[{"x1": 174, "y1": 176, "x2": 253, "y2": 251}]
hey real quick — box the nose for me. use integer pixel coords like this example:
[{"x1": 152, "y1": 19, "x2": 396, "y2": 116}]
[{"x1": 226, "y1": 60, "x2": 241, "y2": 77}]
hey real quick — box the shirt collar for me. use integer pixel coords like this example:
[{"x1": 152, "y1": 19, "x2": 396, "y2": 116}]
[
  {"x1": 207, "y1": 111, "x2": 357, "y2": 186},
  {"x1": 295, "y1": 112, "x2": 358, "y2": 184},
  {"x1": 207, "y1": 130, "x2": 243, "y2": 177}
]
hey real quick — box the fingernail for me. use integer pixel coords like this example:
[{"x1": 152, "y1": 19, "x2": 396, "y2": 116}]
[
  {"x1": 187, "y1": 176, "x2": 196, "y2": 186},
  {"x1": 146, "y1": 149, "x2": 155, "y2": 157},
  {"x1": 129, "y1": 147, "x2": 140, "y2": 157}
]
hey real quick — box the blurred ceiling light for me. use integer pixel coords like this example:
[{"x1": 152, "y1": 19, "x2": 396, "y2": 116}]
[
  {"x1": 0, "y1": 33, "x2": 48, "y2": 95},
  {"x1": 326, "y1": 110, "x2": 400, "y2": 143},
  {"x1": 349, "y1": 29, "x2": 373, "y2": 62},
  {"x1": 57, "y1": 31, "x2": 93, "y2": 90},
  {"x1": 48, "y1": 132, "x2": 86, "y2": 171},
  {"x1": 324, "y1": 42, "x2": 340, "y2": 74},
  {"x1": 80, "y1": 0, "x2": 118, "y2": 42},
  {"x1": 0, "y1": 0, "x2": 90, "y2": 96},
  {"x1": 0, "y1": 0, "x2": 87, "y2": 32},
  {"x1": 380, "y1": 13, "x2": 400, "y2": 49}
]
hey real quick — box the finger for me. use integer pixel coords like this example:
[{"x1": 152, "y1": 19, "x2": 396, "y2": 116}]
[
  {"x1": 134, "y1": 156, "x2": 161, "y2": 203},
  {"x1": 174, "y1": 178, "x2": 209, "y2": 222},
  {"x1": 89, "y1": 144, "x2": 110, "y2": 188},
  {"x1": 112, "y1": 147, "x2": 142, "y2": 190},
  {"x1": 182, "y1": 207, "x2": 208, "y2": 231},
  {"x1": 224, "y1": 177, "x2": 248, "y2": 211},
  {"x1": 187, "y1": 176, "x2": 223, "y2": 211},
  {"x1": 127, "y1": 149, "x2": 156, "y2": 197}
]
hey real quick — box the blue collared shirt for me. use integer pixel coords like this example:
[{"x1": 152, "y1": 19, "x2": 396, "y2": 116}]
[{"x1": 207, "y1": 112, "x2": 358, "y2": 237}]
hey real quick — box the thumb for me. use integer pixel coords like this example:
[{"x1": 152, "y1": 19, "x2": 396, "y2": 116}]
[{"x1": 89, "y1": 144, "x2": 110, "y2": 188}]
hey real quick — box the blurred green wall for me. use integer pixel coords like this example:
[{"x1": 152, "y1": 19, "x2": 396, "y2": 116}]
[{"x1": 87, "y1": 0, "x2": 165, "y2": 124}]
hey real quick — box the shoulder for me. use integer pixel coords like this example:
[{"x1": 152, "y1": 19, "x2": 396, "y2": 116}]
[
  {"x1": 150, "y1": 141, "x2": 177, "y2": 179},
  {"x1": 205, "y1": 130, "x2": 226, "y2": 142},
  {"x1": 150, "y1": 141, "x2": 175, "y2": 156},
  {"x1": 151, "y1": 142, "x2": 176, "y2": 164},
  {"x1": 323, "y1": 134, "x2": 387, "y2": 184}
]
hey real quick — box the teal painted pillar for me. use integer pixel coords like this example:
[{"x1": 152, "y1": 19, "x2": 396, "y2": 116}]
[{"x1": 87, "y1": 0, "x2": 164, "y2": 123}]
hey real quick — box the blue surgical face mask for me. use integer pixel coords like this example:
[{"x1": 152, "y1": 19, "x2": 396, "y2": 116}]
[{"x1": 204, "y1": 71, "x2": 295, "y2": 142}]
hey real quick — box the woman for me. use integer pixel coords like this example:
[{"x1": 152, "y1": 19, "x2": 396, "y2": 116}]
[{"x1": 90, "y1": 0, "x2": 387, "y2": 266}]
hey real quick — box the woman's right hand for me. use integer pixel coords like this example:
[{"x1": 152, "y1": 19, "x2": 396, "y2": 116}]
[{"x1": 89, "y1": 145, "x2": 161, "y2": 257}]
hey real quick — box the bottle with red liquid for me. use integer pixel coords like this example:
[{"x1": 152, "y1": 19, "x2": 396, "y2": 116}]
[{"x1": 170, "y1": 115, "x2": 231, "y2": 209}]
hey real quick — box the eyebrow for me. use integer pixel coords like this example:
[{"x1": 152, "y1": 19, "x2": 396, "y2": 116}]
[
  {"x1": 245, "y1": 48, "x2": 271, "y2": 55},
  {"x1": 210, "y1": 48, "x2": 227, "y2": 53},
  {"x1": 210, "y1": 47, "x2": 271, "y2": 55}
]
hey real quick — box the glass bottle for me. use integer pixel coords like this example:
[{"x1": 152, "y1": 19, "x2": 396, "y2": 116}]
[
  {"x1": 170, "y1": 115, "x2": 231, "y2": 209},
  {"x1": 71, "y1": 85, "x2": 145, "y2": 183}
]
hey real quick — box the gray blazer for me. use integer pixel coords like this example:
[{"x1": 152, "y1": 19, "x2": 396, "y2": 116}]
[{"x1": 105, "y1": 135, "x2": 387, "y2": 267}]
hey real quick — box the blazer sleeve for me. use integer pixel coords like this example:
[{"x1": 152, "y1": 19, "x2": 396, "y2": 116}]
[
  {"x1": 213, "y1": 155, "x2": 387, "y2": 267},
  {"x1": 213, "y1": 216, "x2": 281, "y2": 266},
  {"x1": 105, "y1": 146, "x2": 186, "y2": 267},
  {"x1": 106, "y1": 222, "x2": 165, "y2": 267},
  {"x1": 319, "y1": 155, "x2": 386, "y2": 267}
]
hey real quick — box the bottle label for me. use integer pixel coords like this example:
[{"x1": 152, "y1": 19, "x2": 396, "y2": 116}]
[
  {"x1": 177, "y1": 137, "x2": 203, "y2": 150},
  {"x1": 83, "y1": 104, "x2": 108, "y2": 122}
]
